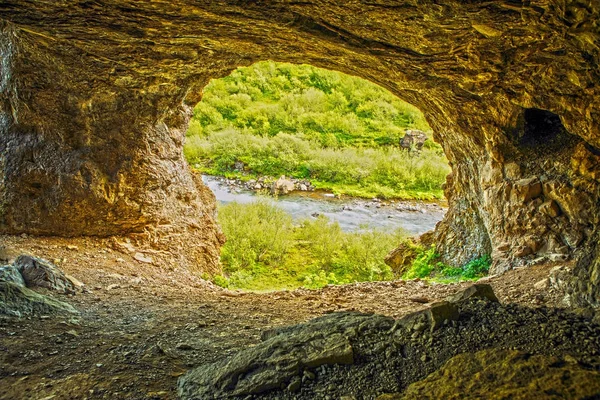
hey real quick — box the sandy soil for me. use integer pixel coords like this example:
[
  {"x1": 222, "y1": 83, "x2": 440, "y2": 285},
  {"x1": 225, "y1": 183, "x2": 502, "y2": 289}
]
[{"x1": 0, "y1": 235, "x2": 568, "y2": 400}]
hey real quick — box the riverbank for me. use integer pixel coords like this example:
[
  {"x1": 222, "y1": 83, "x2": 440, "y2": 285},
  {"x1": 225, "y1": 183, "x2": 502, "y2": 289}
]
[
  {"x1": 195, "y1": 164, "x2": 446, "y2": 201},
  {"x1": 202, "y1": 175, "x2": 447, "y2": 235}
]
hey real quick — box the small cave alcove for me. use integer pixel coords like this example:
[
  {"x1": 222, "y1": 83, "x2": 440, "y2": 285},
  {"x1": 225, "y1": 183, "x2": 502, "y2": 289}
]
[{"x1": 512, "y1": 108, "x2": 579, "y2": 151}]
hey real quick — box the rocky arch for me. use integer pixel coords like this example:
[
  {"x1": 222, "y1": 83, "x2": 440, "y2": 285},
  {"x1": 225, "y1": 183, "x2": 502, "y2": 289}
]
[{"x1": 0, "y1": 1, "x2": 599, "y2": 305}]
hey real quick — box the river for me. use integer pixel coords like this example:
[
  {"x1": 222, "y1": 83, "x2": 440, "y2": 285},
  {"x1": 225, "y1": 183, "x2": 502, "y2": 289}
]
[{"x1": 202, "y1": 175, "x2": 446, "y2": 235}]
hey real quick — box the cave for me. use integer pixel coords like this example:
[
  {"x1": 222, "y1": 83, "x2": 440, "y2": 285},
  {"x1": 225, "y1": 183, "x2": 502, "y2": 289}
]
[
  {"x1": 1, "y1": 1, "x2": 600, "y2": 398},
  {"x1": 0, "y1": 1, "x2": 599, "y2": 306}
]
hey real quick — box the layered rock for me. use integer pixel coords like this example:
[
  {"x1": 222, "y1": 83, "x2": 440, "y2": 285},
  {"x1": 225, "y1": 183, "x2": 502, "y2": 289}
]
[
  {"x1": 0, "y1": 1, "x2": 599, "y2": 302},
  {"x1": 0, "y1": 257, "x2": 78, "y2": 317}
]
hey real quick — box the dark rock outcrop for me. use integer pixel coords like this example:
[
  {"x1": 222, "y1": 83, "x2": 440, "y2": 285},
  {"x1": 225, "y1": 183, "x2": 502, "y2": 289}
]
[
  {"x1": 0, "y1": 2, "x2": 599, "y2": 302},
  {"x1": 178, "y1": 312, "x2": 381, "y2": 399},
  {"x1": 14, "y1": 255, "x2": 75, "y2": 294},
  {"x1": 0, "y1": 282, "x2": 78, "y2": 317},
  {"x1": 178, "y1": 285, "x2": 600, "y2": 399}
]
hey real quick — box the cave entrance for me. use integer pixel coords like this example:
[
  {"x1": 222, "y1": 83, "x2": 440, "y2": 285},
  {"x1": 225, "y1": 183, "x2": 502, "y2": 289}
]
[{"x1": 183, "y1": 61, "x2": 459, "y2": 291}]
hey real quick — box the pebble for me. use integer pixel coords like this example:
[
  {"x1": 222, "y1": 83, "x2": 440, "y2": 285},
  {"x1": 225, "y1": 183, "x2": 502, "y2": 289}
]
[{"x1": 303, "y1": 370, "x2": 315, "y2": 381}]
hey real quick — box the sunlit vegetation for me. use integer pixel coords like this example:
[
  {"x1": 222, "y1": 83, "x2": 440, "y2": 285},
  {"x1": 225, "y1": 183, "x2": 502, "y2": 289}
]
[
  {"x1": 402, "y1": 246, "x2": 491, "y2": 282},
  {"x1": 184, "y1": 61, "x2": 450, "y2": 200},
  {"x1": 212, "y1": 200, "x2": 406, "y2": 291},
  {"x1": 212, "y1": 201, "x2": 490, "y2": 291}
]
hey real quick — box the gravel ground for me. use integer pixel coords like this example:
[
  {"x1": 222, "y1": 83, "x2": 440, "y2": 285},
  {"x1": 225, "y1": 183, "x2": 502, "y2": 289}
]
[{"x1": 0, "y1": 235, "x2": 589, "y2": 400}]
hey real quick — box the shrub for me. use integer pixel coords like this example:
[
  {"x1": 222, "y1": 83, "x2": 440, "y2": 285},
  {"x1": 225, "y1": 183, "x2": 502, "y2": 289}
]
[
  {"x1": 218, "y1": 198, "x2": 294, "y2": 270},
  {"x1": 403, "y1": 246, "x2": 448, "y2": 279},
  {"x1": 403, "y1": 246, "x2": 492, "y2": 281},
  {"x1": 214, "y1": 201, "x2": 407, "y2": 290},
  {"x1": 462, "y1": 255, "x2": 492, "y2": 279}
]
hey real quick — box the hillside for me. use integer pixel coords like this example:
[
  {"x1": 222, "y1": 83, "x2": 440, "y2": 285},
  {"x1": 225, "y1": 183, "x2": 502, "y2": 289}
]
[{"x1": 184, "y1": 61, "x2": 450, "y2": 200}]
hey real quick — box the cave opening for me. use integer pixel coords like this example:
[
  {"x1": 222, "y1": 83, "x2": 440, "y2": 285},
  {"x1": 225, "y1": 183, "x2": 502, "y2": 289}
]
[
  {"x1": 512, "y1": 108, "x2": 579, "y2": 152},
  {"x1": 1, "y1": 3, "x2": 600, "y2": 399},
  {"x1": 523, "y1": 108, "x2": 563, "y2": 144},
  {"x1": 181, "y1": 60, "x2": 477, "y2": 292}
]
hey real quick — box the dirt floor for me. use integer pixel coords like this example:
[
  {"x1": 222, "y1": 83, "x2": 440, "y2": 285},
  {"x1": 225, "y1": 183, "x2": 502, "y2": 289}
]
[{"x1": 0, "y1": 235, "x2": 571, "y2": 400}]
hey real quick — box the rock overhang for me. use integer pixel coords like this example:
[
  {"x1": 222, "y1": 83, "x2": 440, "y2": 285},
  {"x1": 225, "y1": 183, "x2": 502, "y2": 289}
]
[{"x1": 0, "y1": 1, "x2": 598, "y2": 304}]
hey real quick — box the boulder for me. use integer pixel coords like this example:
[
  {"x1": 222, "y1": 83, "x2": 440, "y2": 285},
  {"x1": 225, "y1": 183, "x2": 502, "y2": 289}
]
[
  {"x1": 0, "y1": 282, "x2": 78, "y2": 317},
  {"x1": 400, "y1": 130, "x2": 428, "y2": 151},
  {"x1": 0, "y1": 265, "x2": 25, "y2": 286},
  {"x1": 428, "y1": 301, "x2": 459, "y2": 331},
  {"x1": 271, "y1": 175, "x2": 296, "y2": 195},
  {"x1": 395, "y1": 301, "x2": 459, "y2": 333},
  {"x1": 178, "y1": 312, "x2": 392, "y2": 399},
  {"x1": 14, "y1": 255, "x2": 76, "y2": 294},
  {"x1": 445, "y1": 284, "x2": 499, "y2": 303}
]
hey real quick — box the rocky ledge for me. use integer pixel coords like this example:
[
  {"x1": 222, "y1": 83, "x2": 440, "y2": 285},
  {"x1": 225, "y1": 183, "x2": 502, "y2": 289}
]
[{"x1": 178, "y1": 284, "x2": 600, "y2": 399}]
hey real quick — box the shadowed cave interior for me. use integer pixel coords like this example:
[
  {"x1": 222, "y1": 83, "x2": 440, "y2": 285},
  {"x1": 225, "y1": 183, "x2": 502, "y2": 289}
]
[{"x1": 0, "y1": 1, "x2": 600, "y2": 399}]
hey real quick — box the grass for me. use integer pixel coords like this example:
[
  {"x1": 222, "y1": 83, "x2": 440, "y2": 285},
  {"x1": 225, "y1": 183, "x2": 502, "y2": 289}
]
[
  {"x1": 211, "y1": 200, "x2": 490, "y2": 291},
  {"x1": 184, "y1": 61, "x2": 450, "y2": 200},
  {"x1": 212, "y1": 199, "x2": 406, "y2": 291}
]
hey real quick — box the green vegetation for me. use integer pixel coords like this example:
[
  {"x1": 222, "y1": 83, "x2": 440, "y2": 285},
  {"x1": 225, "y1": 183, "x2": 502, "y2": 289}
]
[
  {"x1": 212, "y1": 201, "x2": 490, "y2": 290},
  {"x1": 184, "y1": 61, "x2": 450, "y2": 200},
  {"x1": 402, "y1": 246, "x2": 491, "y2": 282},
  {"x1": 213, "y1": 199, "x2": 406, "y2": 291}
]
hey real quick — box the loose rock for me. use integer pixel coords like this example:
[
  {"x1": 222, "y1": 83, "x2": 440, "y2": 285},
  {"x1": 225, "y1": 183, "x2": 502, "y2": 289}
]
[{"x1": 14, "y1": 255, "x2": 76, "y2": 294}]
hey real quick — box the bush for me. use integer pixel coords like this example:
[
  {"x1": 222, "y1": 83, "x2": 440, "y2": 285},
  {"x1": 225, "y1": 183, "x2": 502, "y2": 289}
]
[
  {"x1": 403, "y1": 246, "x2": 447, "y2": 279},
  {"x1": 218, "y1": 198, "x2": 294, "y2": 270},
  {"x1": 462, "y1": 255, "x2": 492, "y2": 279},
  {"x1": 403, "y1": 246, "x2": 492, "y2": 281},
  {"x1": 214, "y1": 201, "x2": 407, "y2": 290}
]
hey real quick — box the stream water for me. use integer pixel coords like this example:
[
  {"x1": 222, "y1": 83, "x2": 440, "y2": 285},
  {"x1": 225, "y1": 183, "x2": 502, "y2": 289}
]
[{"x1": 202, "y1": 175, "x2": 446, "y2": 235}]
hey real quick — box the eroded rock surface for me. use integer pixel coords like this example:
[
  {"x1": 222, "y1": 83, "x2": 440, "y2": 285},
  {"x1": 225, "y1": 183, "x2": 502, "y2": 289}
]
[
  {"x1": 0, "y1": 2, "x2": 599, "y2": 301},
  {"x1": 382, "y1": 349, "x2": 600, "y2": 400},
  {"x1": 0, "y1": 282, "x2": 78, "y2": 317},
  {"x1": 178, "y1": 285, "x2": 600, "y2": 399}
]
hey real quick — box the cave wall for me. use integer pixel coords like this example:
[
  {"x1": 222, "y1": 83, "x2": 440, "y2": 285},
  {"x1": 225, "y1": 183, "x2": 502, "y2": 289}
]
[{"x1": 0, "y1": 1, "x2": 599, "y2": 304}]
